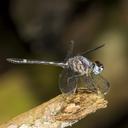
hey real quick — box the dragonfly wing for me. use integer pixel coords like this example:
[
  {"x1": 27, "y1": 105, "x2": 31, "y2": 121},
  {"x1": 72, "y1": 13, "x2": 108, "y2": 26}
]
[
  {"x1": 91, "y1": 74, "x2": 110, "y2": 95},
  {"x1": 64, "y1": 41, "x2": 74, "y2": 62},
  {"x1": 76, "y1": 75, "x2": 97, "y2": 92},
  {"x1": 59, "y1": 68, "x2": 77, "y2": 94}
]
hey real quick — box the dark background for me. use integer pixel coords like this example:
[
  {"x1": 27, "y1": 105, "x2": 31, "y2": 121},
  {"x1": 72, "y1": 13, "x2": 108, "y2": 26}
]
[{"x1": 0, "y1": 0, "x2": 128, "y2": 128}]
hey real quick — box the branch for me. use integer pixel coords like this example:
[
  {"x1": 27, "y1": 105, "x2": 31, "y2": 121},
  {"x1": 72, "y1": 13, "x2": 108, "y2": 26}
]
[{"x1": 0, "y1": 91, "x2": 108, "y2": 128}]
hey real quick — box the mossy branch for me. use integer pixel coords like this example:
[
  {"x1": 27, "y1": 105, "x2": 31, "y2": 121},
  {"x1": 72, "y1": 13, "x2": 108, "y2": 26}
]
[{"x1": 0, "y1": 91, "x2": 108, "y2": 128}]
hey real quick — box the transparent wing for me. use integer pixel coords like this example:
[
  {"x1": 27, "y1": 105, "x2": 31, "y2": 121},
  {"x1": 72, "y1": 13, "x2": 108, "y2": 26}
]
[
  {"x1": 75, "y1": 75, "x2": 97, "y2": 93},
  {"x1": 74, "y1": 74, "x2": 110, "y2": 95},
  {"x1": 59, "y1": 41, "x2": 76, "y2": 94},
  {"x1": 81, "y1": 44, "x2": 105, "y2": 55},
  {"x1": 64, "y1": 40, "x2": 74, "y2": 61},
  {"x1": 91, "y1": 74, "x2": 110, "y2": 95},
  {"x1": 59, "y1": 68, "x2": 77, "y2": 94}
]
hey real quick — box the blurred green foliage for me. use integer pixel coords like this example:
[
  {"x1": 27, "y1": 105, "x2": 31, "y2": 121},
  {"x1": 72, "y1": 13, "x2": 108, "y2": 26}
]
[{"x1": 0, "y1": 71, "x2": 37, "y2": 123}]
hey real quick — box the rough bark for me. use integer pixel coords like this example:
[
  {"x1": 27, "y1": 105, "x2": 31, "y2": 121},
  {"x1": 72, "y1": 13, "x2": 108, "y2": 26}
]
[{"x1": 0, "y1": 91, "x2": 108, "y2": 128}]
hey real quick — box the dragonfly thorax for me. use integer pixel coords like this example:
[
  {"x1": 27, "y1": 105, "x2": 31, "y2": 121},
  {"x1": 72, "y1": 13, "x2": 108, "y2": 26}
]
[{"x1": 66, "y1": 56, "x2": 92, "y2": 75}]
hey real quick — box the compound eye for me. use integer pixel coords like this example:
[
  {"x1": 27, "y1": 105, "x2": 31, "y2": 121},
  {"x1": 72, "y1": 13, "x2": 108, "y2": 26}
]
[
  {"x1": 95, "y1": 61, "x2": 100, "y2": 66},
  {"x1": 99, "y1": 65, "x2": 104, "y2": 72},
  {"x1": 95, "y1": 61, "x2": 104, "y2": 69},
  {"x1": 99, "y1": 67, "x2": 102, "y2": 71}
]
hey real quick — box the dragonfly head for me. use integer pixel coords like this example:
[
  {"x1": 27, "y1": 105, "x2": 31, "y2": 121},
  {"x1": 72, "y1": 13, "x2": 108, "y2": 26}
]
[{"x1": 92, "y1": 61, "x2": 104, "y2": 75}]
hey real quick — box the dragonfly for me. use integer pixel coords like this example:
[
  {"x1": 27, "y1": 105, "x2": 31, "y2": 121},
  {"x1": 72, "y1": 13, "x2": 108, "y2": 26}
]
[{"x1": 6, "y1": 41, "x2": 110, "y2": 95}]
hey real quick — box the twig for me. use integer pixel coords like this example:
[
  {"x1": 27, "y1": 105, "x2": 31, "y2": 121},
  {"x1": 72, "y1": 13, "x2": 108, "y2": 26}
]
[{"x1": 0, "y1": 91, "x2": 108, "y2": 128}]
